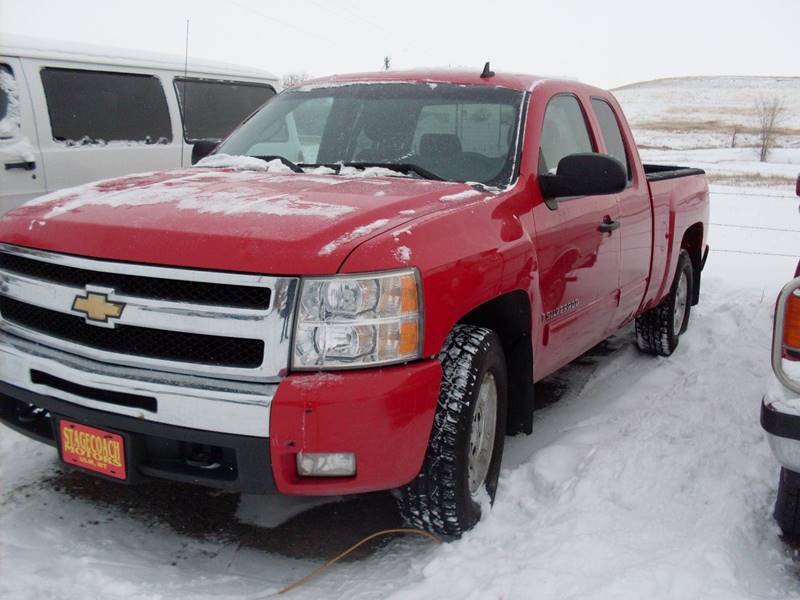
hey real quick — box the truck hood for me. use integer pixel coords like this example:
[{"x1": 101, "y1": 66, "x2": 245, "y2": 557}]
[{"x1": 0, "y1": 168, "x2": 486, "y2": 275}]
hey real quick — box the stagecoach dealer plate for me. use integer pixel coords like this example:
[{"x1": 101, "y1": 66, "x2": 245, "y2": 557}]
[{"x1": 58, "y1": 420, "x2": 127, "y2": 480}]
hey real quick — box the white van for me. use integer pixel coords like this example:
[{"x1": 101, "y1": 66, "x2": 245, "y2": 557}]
[{"x1": 0, "y1": 36, "x2": 279, "y2": 214}]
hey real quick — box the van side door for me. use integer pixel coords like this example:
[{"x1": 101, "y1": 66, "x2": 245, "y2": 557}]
[
  {"x1": 23, "y1": 61, "x2": 180, "y2": 193},
  {"x1": 532, "y1": 93, "x2": 622, "y2": 375},
  {"x1": 0, "y1": 57, "x2": 46, "y2": 214}
]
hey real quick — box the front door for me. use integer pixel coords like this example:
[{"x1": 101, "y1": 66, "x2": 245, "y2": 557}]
[{"x1": 533, "y1": 94, "x2": 621, "y2": 375}]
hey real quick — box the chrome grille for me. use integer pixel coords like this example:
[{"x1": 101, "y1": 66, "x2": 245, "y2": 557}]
[{"x1": 0, "y1": 243, "x2": 297, "y2": 381}]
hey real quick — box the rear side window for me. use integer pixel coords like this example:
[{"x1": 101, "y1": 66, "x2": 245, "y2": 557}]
[
  {"x1": 591, "y1": 98, "x2": 631, "y2": 180},
  {"x1": 40, "y1": 68, "x2": 172, "y2": 145},
  {"x1": 0, "y1": 63, "x2": 20, "y2": 139},
  {"x1": 174, "y1": 78, "x2": 275, "y2": 143},
  {"x1": 538, "y1": 94, "x2": 593, "y2": 174}
]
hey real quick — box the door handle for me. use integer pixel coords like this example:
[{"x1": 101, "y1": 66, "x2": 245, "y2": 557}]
[
  {"x1": 598, "y1": 217, "x2": 620, "y2": 233},
  {"x1": 5, "y1": 160, "x2": 36, "y2": 171}
]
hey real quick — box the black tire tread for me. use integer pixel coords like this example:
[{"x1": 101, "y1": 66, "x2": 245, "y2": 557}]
[
  {"x1": 635, "y1": 249, "x2": 693, "y2": 357},
  {"x1": 398, "y1": 324, "x2": 500, "y2": 538},
  {"x1": 776, "y1": 468, "x2": 800, "y2": 537}
]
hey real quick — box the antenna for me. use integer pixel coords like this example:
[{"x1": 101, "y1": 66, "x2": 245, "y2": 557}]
[
  {"x1": 480, "y1": 61, "x2": 495, "y2": 79},
  {"x1": 180, "y1": 19, "x2": 190, "y2": 167}
]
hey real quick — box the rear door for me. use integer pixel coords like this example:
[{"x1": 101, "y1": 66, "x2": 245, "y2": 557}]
[
  {"x1": 533, "y1": 93, "x2": 621, "y2": 373},
  {"x1": 0, "y1": 57, "x2": 46, "y2": 214},
  {"x1": 24, "y1": 62, "x2": 181, "y2": 193},
  {"x1": 589, "y1": 97, "x2": 652, "y2": 327}
]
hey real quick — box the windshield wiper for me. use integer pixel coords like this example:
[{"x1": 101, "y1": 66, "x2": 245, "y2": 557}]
[
  {"x1": 250, "y1": 155, "x2": 304, "y2": 173},
  {"x1": 299, "y1": 162, "x2": 444, "y2": 181}
]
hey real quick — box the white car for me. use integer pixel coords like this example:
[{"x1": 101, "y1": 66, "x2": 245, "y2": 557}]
[
  {"x1": 761, "y1": 174, "x2": 800, "y2": 535},
  {"x1": 0, "y1": 35, "x2": 278, "y2": 214}
]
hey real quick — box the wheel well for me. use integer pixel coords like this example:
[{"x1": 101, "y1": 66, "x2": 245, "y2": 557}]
[
  {"x1": 458, "y1": 290, "x2": 533, "y2": 435},
  {"x1": 681, "y1": 223, "x2": 704, "y2": 305}
]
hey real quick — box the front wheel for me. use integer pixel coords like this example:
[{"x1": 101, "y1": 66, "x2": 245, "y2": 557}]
[
  {"x1": 775, "y1": 468, "x2": 800, "y2": 537},
  {"x1": 635, "y1": 249, "x2": 693, "y2": 356},
  {"x1": 397, "y1": 325, "x2": 508, "y2": 539}
]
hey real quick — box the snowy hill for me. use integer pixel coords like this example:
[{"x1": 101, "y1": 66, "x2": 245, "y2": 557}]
[{"x1": 614, "y1": 76, "x2": 800, "y2": 185}]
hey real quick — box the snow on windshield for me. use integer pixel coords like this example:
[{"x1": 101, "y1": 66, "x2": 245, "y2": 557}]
[{"x1": 195, "y1": 154, "x2": 294, "y2": 173}]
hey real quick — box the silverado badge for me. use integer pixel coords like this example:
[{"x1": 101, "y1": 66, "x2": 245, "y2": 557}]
[{"x1": 72, "y1": 290, "x2": 125, "y2": 326}]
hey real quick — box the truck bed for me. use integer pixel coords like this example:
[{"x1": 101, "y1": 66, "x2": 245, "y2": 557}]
[{"x1": 644, "y1": 164, "x2": 706, "y2": 182}]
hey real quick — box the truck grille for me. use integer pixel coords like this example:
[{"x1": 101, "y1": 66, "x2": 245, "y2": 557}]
[
  {"x1": 0, "y1": 252, "x2": 270, "y2": 309},
  {"x1": 0, "y1": 297, "x2": 264, "y2": 368},
  {"x1": 0, "y1": 244, "x2": 298, "y2": 381}
]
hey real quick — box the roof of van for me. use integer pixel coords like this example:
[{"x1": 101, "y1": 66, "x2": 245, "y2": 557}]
[{"x1": 0, "y1": 35, "x2": 278, "y2": 82}]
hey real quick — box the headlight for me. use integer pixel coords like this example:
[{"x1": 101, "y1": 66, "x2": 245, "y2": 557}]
[{"x1": 292, "y1": 269, "x2": 422, "y2": 370}]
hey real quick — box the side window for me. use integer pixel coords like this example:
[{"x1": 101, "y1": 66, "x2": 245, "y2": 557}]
[
  {"x1": 40, "y1": 68, "x2": 172, "y2": 145},
  {"x1": 538, "y1": 95, "x2": 593, "y2": 174},
  {"x1": 0, "y1": 63, "x2": 20, "y2": 140},
  {"x1": 174, "y1": 78, "x2": 275, "y2": 142},
  {"x1": 591, "y1": 98, "x2": 631, "y2": 180}
]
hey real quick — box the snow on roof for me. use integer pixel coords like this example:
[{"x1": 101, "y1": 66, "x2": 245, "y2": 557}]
[{"x1": 0, "y1": 34, "x2": 278, "y2": 83}]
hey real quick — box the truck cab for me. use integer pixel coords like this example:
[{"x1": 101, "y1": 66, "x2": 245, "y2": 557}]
[{"x1": 0, "y1": 69, "x2": 709, "y2": 538}]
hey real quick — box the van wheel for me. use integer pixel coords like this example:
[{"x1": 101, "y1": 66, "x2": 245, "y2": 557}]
[
  {"x1": 635, "y1": 249, "x2": 693, "y2": 356},
  {"x1": 397, "y1": 325, "x2": 507, "y2": 539},
  {"x1": 776, "y1": 468, "x2": 800, "y2": 537}
]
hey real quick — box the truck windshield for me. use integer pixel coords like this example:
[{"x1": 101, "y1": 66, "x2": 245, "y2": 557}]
[{"x1": 217, "y1": 82, "x2": 526, "y2": 187}]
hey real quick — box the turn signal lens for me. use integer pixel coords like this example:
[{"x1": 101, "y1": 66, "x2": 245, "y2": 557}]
[{"x1": 784, "y1": 292, "x2": 800, "y2": 351}]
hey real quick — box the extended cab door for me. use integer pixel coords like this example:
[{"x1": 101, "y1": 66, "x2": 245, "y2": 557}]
[
  {"x1": 589, "y1": 97, "x2": 652, "y2": 327},
  {"x1": 533, "y1": 94, "x2": 621, "y2": 373},
  {"x1": 0, "y1": 57, "x2": 46, "y2": 214}
]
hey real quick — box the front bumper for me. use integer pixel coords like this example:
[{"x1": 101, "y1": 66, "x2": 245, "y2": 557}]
[
  {"x1": 0, "y1": 380, "x2": 275, "y2": 493},
  {"x1": 761, "y1": 396, "x2": 800, "y2": 473},
  {"x1": 0, "y1": 326, "x2": 444, "y2": 495}
]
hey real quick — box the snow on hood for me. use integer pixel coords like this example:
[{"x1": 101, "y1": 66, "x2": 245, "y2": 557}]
[{"x1": 1, "y1": 167, "x2": 485, "y2": 275}]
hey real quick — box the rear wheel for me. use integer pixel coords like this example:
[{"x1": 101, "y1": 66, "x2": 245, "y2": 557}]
[
  {"x1": 397, "y1": 325, "x2": 507, "y2": 539},
  {"x1": 635, "y1": 249, "x2": 693, "y2": 356}
]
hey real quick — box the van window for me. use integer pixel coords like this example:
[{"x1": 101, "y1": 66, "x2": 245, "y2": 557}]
[
  {"x1": 0, "y1": 64, "x2": 20, "y2": 139},
  {"x1": 591, "y1": 98, "x2": 631, "y2": 180},
  {"x1": 539, "y1": 95, "x2": 593, "y2": 174},
  {"x1": 40, "y1": 68, "x2": 172, "y2": 145},
  {"x1": 174, "y1": 78, "x2": 275, "y2": 143}
]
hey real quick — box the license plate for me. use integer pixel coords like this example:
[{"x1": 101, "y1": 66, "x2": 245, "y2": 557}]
[{"x1": 59, "y1": 420, "x2": 127, "y2": 480}]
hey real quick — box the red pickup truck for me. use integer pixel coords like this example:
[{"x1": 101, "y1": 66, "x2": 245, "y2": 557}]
[{"x1": 0, "y1": 69, "x2": 708, "y2": 537}]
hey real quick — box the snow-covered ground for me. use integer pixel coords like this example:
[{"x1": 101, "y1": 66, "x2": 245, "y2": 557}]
[
  {"x1": 613, "y1": 76, "x2": 800, "y2": 186},
  {"x1": 2, "y1": 76, "x2": 800, "y2": 599}
]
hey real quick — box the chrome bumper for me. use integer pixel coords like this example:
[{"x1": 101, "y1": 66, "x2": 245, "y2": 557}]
[
  {"x1": 762, "y1": 396, "x2": 800, "y2": 473},
  {"x1": 0, "y1": 331, "x2": 276, "y2": 436}
]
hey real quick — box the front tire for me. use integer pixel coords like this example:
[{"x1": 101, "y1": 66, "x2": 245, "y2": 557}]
[
  {"x1": 775, "y1": 468, "x2": 800, "y2": 537},
  {"x1": 635, "y1": 249, "x2": 693, "y2": 356},
  {"x1": 398, "y1": 325, "x2": 508, "y2": 539}
]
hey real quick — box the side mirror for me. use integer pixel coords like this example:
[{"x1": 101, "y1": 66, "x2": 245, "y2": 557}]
[
  {"x1": 191, "y1": 140, "x2": 219, "y2": 165},
  {"x1": 539, "y1": 153, "x2": 627, "y2": 209}
]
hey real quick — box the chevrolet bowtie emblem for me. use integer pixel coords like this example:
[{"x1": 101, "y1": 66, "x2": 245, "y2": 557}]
[{"x1": 72, "y1": 291, "x2": 125, "y2": 324}]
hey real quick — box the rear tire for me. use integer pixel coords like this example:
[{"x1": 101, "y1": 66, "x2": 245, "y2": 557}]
[
  {"x1": 635, "y1": 249, "x2": 693, "y2": 356},
  {"x1": 775, "y1": 468, "x2": 800, "y2": 537},
  {"x1": 397, "y1": 325, "x2": 507, "y2": 539}
]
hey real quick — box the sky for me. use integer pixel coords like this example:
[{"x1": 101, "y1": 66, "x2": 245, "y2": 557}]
[{"x1": 1, "y1": 0, "x2": 798, "y2": 89}]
